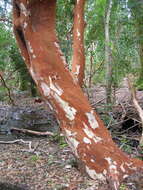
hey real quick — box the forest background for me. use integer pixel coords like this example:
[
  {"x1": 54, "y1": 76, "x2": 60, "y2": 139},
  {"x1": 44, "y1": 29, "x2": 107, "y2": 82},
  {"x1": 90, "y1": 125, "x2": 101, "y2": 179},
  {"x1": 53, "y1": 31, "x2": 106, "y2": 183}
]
[
  {"x1": 0, "y1": 0, "x2": 143, "y2": 189},
  {"x1": 1, "y1": 0, "x2": 143, "y2": 101}
]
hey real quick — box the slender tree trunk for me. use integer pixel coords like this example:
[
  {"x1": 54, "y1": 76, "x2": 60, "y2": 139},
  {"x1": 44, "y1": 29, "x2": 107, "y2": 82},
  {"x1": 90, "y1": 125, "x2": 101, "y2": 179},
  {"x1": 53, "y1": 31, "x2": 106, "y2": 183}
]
[
  {"x1": 13, "y1": 0, "x2": 143, "y2": 189},
  {"x1": 137, "y1": 24, "x2": 143, "y2": 81},
  {"x1": 88, "y1": 43, "x2": 94, "y2": 88},
  {"x1": 105, "y1": 0, "x2": 113, "y2": 105},
  {"x1": 128, "y1": 0, "x2": 143, "y2": 86},
  {"x1": 71, "y1": 0, "x2": 85, "y2": 87}
]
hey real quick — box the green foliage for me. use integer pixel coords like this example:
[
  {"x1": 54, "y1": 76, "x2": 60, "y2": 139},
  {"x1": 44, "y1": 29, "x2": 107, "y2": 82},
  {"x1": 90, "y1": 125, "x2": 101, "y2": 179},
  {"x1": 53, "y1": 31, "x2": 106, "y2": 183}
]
[
  {"x1": 0, "y1": 0, "x2": 143, "y2": 102},
  {"x1": 49, "y1": 133, "x2": 68, "y2": 148},
  {"x1": 120, "y1": 136, "x2": 132, "y2": 154},
  {"x1": 29, "y1": 155, "x2": 40, "y2": 162},
  {"x1": 135, "y1": 78, "x2": 143, "y2": 90},
  {"x1": 0, "y1": 23, "x2": 12, "y2": 71},
  {"x1": 56, "y1": 0, "x2": 73, "y2": 63},
  {"x1": 0, "y1": 21, "x2": 37, "y2": 97},
  {"x1": 9, "y1": 44, "x2": 37, "y2": 94},
  {"x1": 119, "y1": 184, "x2": 127, "y2": 190}
]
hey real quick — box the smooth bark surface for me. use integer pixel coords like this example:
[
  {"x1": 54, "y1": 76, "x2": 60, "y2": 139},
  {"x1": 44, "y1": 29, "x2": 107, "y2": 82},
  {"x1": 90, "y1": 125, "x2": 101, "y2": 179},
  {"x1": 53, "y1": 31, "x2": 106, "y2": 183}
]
[
  {"x1": 105, "y1": 0, "x2": 113, "y2": 104},
  {"x1": 71, "y1": 0, "x2": 85, "y2": 87},
  {"x1": 13, "y1": 0, "x2": 143, "y2": 189}
]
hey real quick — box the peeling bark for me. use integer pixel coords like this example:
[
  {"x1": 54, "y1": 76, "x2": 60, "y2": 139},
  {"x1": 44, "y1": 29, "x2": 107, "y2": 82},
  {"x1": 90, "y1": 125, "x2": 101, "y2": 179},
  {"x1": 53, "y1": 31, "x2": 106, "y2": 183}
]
[
  {"x1": 13, "y1": 0, "x2": 143, "y2": 189},
  {"x1": 71, "y1": 0, "x2": 85, "y2": 87}
]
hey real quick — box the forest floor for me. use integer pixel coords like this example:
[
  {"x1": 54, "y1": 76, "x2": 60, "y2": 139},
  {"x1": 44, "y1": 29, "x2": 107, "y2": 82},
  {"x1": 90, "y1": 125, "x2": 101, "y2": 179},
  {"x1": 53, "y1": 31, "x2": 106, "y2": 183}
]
[{"x1": 0, "y1": 79, "x2": 143, "y2": 190}]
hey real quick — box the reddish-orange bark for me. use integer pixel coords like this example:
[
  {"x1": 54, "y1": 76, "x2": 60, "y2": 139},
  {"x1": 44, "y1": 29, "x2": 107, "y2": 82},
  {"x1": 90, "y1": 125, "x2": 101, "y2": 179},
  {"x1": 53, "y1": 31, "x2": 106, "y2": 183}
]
[
  {"x1": 71, "y1": 0, "x2": 85, "y2": 87},
  {"x1": 13, "y1": 0, "x2": 143, "y2": 189}
]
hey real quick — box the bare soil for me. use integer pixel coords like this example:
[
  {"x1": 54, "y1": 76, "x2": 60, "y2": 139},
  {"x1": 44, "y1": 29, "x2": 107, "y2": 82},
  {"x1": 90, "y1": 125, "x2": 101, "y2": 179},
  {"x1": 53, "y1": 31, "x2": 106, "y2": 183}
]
[{"x1": 0, "y1": 137, "x2": 101, "y2": 190}]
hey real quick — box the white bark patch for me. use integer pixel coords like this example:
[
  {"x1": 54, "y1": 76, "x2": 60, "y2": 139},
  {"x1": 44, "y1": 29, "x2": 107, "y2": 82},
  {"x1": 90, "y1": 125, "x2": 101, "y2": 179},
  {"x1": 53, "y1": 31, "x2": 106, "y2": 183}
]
[
  {"x1": 22, "y1": 56, "x2": 25, "y2": 61},
  {"x1": 123, "y1": 175, "x2": 129, "y2": 179},
  {"x1": 77, "y1": 29, "x2": 81, "y2": 37},
  {"x1": 77, "y1": 0, "x2": 80, "y2": 4},
  {"x1": 54, "y1": 42, "x2": 60, "y2": 49},
  {"x1": 91, "y1": 159, "x2": 95, "y2": 163},
  {"x1": 103, "y1": 169, "x2": 107, "y2": 175},
  {"x1": 74, "y1": 65, "x2": 80, "y2": 76},
  {"x1": 65, "y1": 129, "x2": 77, "y2": 137},
  {"x1": 41, "y1": 82, "x2": 50, "y2": 97},
  {"x1": 53, "y1": 93, "x2": 77, "y2": 121},
  {"x1": 23, "y1": 22, "x2": 28, "y2": 29},
  {"x1": 120, "y1": 163, "x2": 126, "y2": 173},
  {"x1": 54, "y1": 42, "x2": 67, "y2": 66},
  {"x1": 83, "y1": 137, "x2": 91, "y2": 144},
  {"x1": 105, "y1": 157, "x2": 117, "y2": 165},
  {"x1": 61, "y1": 55, "x2": 67, "y2": 66},
  {"x1": 105, "y1": 157, "x2": 119, "y2": 190},
  {"x1": 20, "y1": 3, "x2": 30, "y2": 17},
  {"x1": 83, "y1": 123, "x2": 102, "y2": 143},
  {"x1": 32, "y1": 54, "x2": 36, "y2": 59},
  {"x1": 93, "y1": 136, "x2": 102, "y2": 143},
  {"x1": 27, "y1": 42, "x2": 34, "y2": 53},
  {"x1": 85, "y1": 166, "x2": 106, "y2": 180},
  {"x1": 85, "y1": 110, "x2": 99, "y2": 129},
  {"x1": 125, "y1": 162, "x2": 137, "y2": 170},
  {"x1": 49, "y1": 77, "x2": 63, "y2": 96},
  {"x1": 65, "y1": 131, "x2": 79, "y2": 157},
  {"x1": 105, "y1": 157, "x2": 118, "y2": 175},
  {"x1": 46, "y1": 101, "x2": 54, "y2": 110}
]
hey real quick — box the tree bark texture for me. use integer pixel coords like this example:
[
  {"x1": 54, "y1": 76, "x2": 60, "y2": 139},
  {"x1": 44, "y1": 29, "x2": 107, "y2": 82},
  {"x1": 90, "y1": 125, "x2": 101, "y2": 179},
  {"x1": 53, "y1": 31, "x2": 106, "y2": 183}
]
[
  {"x1": 105, "y1": 0, "x2": 113, "y2": 104},
  {"x1": 71, "y1": 0, "x2": 85, "y2": 87},
  {"x1": 13, "y1": 0, "x2": 143, "y2": 189}
]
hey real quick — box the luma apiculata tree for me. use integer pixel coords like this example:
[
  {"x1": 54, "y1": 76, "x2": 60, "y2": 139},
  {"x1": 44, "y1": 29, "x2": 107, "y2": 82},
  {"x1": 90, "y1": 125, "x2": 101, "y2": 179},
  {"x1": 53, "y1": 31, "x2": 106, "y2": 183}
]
[{"x1": 13, "y1": 0, "x2": 143, "y2": 189}]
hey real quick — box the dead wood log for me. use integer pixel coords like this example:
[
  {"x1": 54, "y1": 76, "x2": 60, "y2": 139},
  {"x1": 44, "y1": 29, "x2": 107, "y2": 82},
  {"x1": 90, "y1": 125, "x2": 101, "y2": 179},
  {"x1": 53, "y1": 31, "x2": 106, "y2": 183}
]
[{"x1": 11, "y1": 128, "x2": 54, "y2": 136}]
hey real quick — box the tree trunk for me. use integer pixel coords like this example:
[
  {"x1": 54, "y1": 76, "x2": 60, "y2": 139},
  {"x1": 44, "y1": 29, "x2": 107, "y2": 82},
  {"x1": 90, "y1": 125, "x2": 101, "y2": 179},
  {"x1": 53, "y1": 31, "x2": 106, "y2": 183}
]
[
  {"x1": 71, "y1": 0, "x2": 85, "y2": 87},
  {"x1": 128, "y1": 0, "x2": 143, "y2": 88},
  {"x1": 137, "y1": 23, "x2": 143, "y2": 82},
  {"x1": 105, "y1": 0, "x2": 113, "y2": 105},
  {"x1": 13, "y1": 0, "x2": 143, "y2": 189},
  {"x1": 88, "y1": 43, "x2": 94, "y2": 88}
]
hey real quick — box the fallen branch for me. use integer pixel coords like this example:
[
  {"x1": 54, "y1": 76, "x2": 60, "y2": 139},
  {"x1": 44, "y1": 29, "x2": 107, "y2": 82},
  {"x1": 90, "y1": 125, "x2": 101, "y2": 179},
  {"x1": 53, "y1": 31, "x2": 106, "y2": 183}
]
[
  {"x1": 0, "y1": 138, "x2": 32, "y2": 150},
  {"x1": 11, "y1": 128, "x2": 54, "y2": 136},
  {"x1": 0, "y1": 139, "x2": 39, "y2": 152},
  {"x1": 0, "y1": 139, "x2": 30, "y2": 144},
  {"x1": 127, "y1": 77, "x2": 143, "y2": 145}
]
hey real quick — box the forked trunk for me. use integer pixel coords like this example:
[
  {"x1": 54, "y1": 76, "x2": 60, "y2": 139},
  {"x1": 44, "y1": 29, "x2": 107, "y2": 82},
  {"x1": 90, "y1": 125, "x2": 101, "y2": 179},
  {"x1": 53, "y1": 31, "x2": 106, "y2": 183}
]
[{"x1": 13, "y1": 0, "x2": 143, "y2": 189}]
